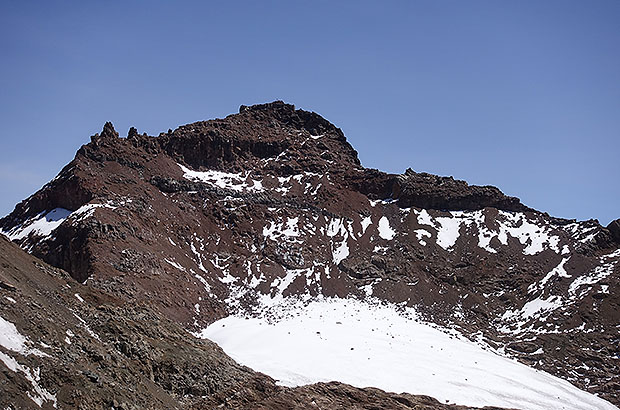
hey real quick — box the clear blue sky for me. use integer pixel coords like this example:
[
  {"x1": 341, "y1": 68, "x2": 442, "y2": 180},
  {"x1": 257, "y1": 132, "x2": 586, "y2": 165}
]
[{"x1": 1, "y1": 1, "x2": 618, "y2": 225}]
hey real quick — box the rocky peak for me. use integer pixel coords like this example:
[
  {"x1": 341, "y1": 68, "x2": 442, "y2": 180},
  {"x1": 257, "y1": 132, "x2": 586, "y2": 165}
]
[
  {"x1": 89, "y1": 121, "x2": 120, "y2": 145},
  {"x1": 127, "y1": 126, "x2": 139, "y2": 139},
  {"x1": 101, "y1": 121, "x2": 118, "y2": 138},
  {"x1": 237, "y1": 100, "x2": 340, "y2": 137},
  {"x1": 239, "y1": 100, "x2": 296, "y2": 114},
  {"x1": 160, "y1": 100, "x2": 361, "y2": 175},
  {"x1": 607, "y1": 218, "x2": 620, "y2": 243}
]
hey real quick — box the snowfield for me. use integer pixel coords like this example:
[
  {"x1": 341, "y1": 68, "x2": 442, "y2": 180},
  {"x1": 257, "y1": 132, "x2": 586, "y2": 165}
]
[
  {"x1": 2, "y1": 208, "x2": 72, "y2": 241},
  {"x1": 199, "y1": 297, "x2": 618, "y2": 410}
]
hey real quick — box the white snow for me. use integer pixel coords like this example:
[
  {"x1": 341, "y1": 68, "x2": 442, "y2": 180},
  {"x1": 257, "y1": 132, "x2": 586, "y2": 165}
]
[
  {"x1": 518, "y1": 296, "x2": 564, "y2": 320},
  {"x1": 282, "y1": 217, "x2": 300, "y2": 237},
  {"x1": 434, "y1": 215, "x2": 463, "y2": 250},
  {"x1": 263, "y1": 217, "x2": 302, "y2": 241},
  {"x1": 414, "y1": 229, "x2": 431, "y2": 246},
  {"x1": 194, "y1": 272, "x2": 212, "y2": 294},
  {"x1": 502, "y1": 250, "x2": 620, "y2": 335},
  {"x1": 377, "y1": 216, "x2": 395, "y2": 240},
  {"x1": 332, "y1": 238, "x2": 349, "y2": 265},
  {"x1": 0, "y1": 316, "x2": 29, "y2": 353},
  {"x1": 71, "y1": 312, "x2": 100, "y2": 341},
  {"x1": 189, "y1": 240, "x2": 211, "y2": 285},
  {"x1": 413, "y1": 209, "x2": 563, "y2": 255},
  {"x1": 274, "y1": 268, "x2": 308, "y2": 294},
  {"x1": 64, "y1": 329, "x2": 74, "y2": 345},
  {"x1": 360, "y1": 216, "x2": 372, "y2": 236},
  {"x1": 528, "y1": 257, "x2": 571, "y2": 294},
  {"x1": 0, "y1": 316, "x2": 56, "y2": 407},
  {"x1": 71, "y1": 202, "x2": 116, "y2": 220},
  {"x1": 500, "y1": 294, "x2": 566, "y2": 333},
  {"x1": 3, "y1": 208, "x2": 72, "y2": 241},
  {"x1": 467, "y1": 211, "x2": 497, "y2": 253},
  {"x1": 179, "y1": 163, "x2": 263, "y2": 192},
  {"x1": 199, "y1": 297, "x2": 615, "y2": 410},
  {"x1": 569, "y1": 249, "x2": 620, "y2": 299},
  {"x1": 0, "y1": 351, "x2": 57, "y2": 408},
  {"x1": 414, "y1": 209, "x2": 465, "y2": 250},
  {"x1": 415, "y1": 209, "x2": 436, "y2": 227},
  {"x1": 164, "y1": 258, "x2": 186, "y2": 272},
  {"x1": 326, "y1": 218, "x2": 346, "y2": 237}
]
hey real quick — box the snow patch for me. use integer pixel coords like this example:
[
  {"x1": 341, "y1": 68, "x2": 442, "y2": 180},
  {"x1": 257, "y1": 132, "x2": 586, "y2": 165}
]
[
  {"x1": 332, "y1": 238, "x2": 349, "y2": 265},
  {"x1": 199, "y1": 297, "x2": 615, "y2": 410},
  {"x1": 179, "y1": 163, "x2": 263, "y2": 192},
  {"x1": 360, "y1": 216, "x2": 372, "y2": 236},
  {"x1": 413, "y1": 209, "x2": 563, "y2": 255},
  {"x1": 2, "y1": 208, "x2": 71, "y2": 241},
  {"x1": 377, "y1": 216, "x2": 395, "y2": 240},
  {"x1": 0, "y1": 315, "x2": 56, "y2": 407},
  {"x1": 414, "y1": 229, "x2": 431, "y2": 246},
  {"x1": 263, "y1": 217, "x2": 301, "y2": 241},
  {"x1": 569, "y1": 249, "x2": 620, "y2": 299},
  {"x1": 434, "y1": 215, "x2": 463, "y2": 250},
  {"x1": 72, "y1": 202, "x2": 117, "y2": 220},
  {"x1": 528, "y1": 257, "x2": 571, "y2": 294},
  {"x1": 164, "y1": 258, "x2": 186, "y2": 272}
]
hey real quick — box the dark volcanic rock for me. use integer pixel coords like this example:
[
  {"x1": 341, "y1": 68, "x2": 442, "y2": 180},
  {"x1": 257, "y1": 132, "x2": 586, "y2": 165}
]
[
  {"x1": 204, "y1": 381, "x2": 512, "y2": 410},
  {"x1": 608, "y1": 219, "x2": 620, "y2": 244},
  {"x1": 0, "y1": 235, "x2": 256, "y2": 409},
  {"x1": 392, "y1": 168, "x2": 532, "y2": 212},
  {"x1": 160, "y1": 100, "x2": 361, "y2": 176}
]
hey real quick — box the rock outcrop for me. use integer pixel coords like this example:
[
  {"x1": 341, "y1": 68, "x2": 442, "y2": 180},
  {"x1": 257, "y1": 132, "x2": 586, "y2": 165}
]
[{"x1": 607, "y1": 219, "x2": 620, "y2": 244}]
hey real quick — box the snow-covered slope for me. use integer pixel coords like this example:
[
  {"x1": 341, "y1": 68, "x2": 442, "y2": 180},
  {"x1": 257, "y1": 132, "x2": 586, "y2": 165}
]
[{"x1": 201, "y1": 297, "x2": 617, "y2": 410}]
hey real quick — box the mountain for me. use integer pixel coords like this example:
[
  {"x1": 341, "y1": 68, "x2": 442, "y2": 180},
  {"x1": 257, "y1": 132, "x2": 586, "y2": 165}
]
[{"x1": 1, "y1": 101, "x2": 619, "y2": 408}]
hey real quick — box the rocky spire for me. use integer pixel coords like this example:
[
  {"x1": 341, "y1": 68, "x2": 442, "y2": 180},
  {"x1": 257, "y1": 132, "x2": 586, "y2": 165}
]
[
  {"x1": 127, "y1": 126, "x2": 139, "y2": 139},
  {"x1": 101, "y1": 122, "x2": 119, "y2": 139}
]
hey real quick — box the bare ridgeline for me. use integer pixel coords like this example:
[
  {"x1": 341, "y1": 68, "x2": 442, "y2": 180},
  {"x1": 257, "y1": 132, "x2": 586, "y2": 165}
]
[{"x1": 1, "y1": 101, "x2": 619, "y2": 409}]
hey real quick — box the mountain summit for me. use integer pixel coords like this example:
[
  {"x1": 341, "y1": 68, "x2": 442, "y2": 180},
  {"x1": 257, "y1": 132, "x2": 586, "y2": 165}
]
[{"x1": 1, "y1": 102, "x2": 619, "y2": 408}]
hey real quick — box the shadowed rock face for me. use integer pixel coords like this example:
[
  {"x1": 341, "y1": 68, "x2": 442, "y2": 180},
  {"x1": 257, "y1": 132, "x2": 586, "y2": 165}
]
[
  {"x1": 608, "y1": 219, "x2": 620, "y2": 243},
  {"x1": 0, "y1": 236, "x2": 500, "y2": 409},
  {"x1": 1, "y1": 101, "x2": 619, "y2": 405},
  {"x1": 392, "y1": 169, "x2": 531, "y2": 212}
]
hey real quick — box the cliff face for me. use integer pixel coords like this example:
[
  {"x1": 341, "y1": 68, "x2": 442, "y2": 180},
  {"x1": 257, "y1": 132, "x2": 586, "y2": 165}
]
[{"x1": 1, "y1": 101, "x2": 619, "y2": 405}]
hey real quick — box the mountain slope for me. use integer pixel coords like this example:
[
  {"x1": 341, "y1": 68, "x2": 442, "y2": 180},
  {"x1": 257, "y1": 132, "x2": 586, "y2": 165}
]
[
  {"x1": 1, "y1": 101, "x2": 619, "y2": 406},
  {"x1": 1, "y1": 235, "x2": 498, "y2": 410}
]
